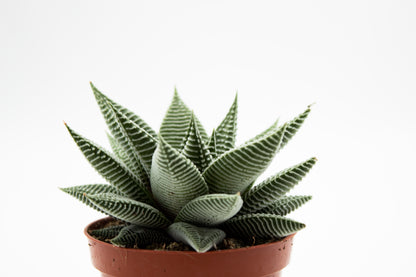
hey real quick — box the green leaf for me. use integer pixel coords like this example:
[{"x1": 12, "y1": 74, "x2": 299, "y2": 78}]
[
  {"x1": 207, "y1": 128, "x2": 218, "y2": 159},
  {"x1": 222, "y1": 214, "x2": 305, "y2": 239},
  {"x1": 244, "y1": 119, "x2": 279, "y2": 145},
  {"x1": 208, "y1": 94, "x2": 238, "y2": 158},
  {"x1": 111, "y1": 225, "x2": 171, "y2": 248},
  {"x1": 203, "y1": 106, "x2": 311, "y2": 194},
  {"x1": 110, "y1": 102, "x2": 158, "y2": 173},
  {"x1": 106, "y1": 133, "x2": 130, "y2": 167},
  {"x1": 159, "y1": 89, "x2": 208, "y2": 150},
  {"x1": 65, "y1": 124, "x2": 153, "y2": 204},
  {"x1": 86, "y1": 193, "x2": 171, "y2": 228},
  {"x1": 167, "y1": 222, "x2": 225, "y2": 253},
  {"x1": 90, "y1": 82, "x2": 157, "y2": 139},
  {"x1": 180, "y1": 113, "x2": 212, "y2": 172},
  {"x1": 90, "y1": 225, "x2": 125, "y2": 240},
  {"x1": 92, "y1": 86, "x2": 153, "y2": 187},
  {"x1": 259, "y1": 195, "x2": 312, "y2": 216},
  {"x1": 202, "y1": 124, "x2": 287, "y2": 194},
  {"x1": 240, "y1": 157, "x2": 317, "y2": 214},
  {"x1": 150, "y1": 136, "x2": 209, "y2": 218},
  {"x1": 279, "y1": 105, "x2": 312, "y2": 149},
  {"x1": 60, "y1": 184, "x2": 124, "y2": 212},
  {"x1": 175, "y1": 193, "x2": 243, "y2": 226}
]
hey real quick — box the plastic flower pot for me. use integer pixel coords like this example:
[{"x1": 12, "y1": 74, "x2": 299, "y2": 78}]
[{"x1": 85, "y1": 217, "x2": 296, "y2": 277}]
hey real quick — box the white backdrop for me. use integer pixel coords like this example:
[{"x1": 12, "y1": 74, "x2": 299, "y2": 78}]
[{"x1": 1, "y1": 0, "x2": 415, "y2": 276}]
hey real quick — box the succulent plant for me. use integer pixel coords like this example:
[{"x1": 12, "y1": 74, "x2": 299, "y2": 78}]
[{"x1": 61, "y1": 83, "x2": 316, "y2": 253}]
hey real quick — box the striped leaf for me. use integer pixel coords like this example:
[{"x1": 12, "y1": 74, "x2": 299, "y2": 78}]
[
  {"x1": 60, "y1": 184, "x2": 125, "y2": 212},
  {"x1": 90, "y1": 82, "x2": 157, "y2": 139},
  {"x1": 110, "y1": 102, "x2": 158, "y2": 173},
  {"x1": 65, "y1": 124, "x2": 153, "y2": 204},
  {"x1": 167, "y1": 222, "x2": 226, "y2": 253},
  {"x1": 86, "y1": 193, "x2": 171, "y2": 228},
  {"x1": 159, "y1": 89, "x2": 208, "y2": 150},
  {"x1": 245, "y1": 119, "x2": 279, "y2": 145},
  {"x1": 259, "y1": 195, "x2": 312, "y2": 216},
  {"x1": 111, "y1": 225, "x2": 171, "y2": 247},
  {"x1": 222, "y1": 214, "x2": 305, "y2": 239},
  {"x1": 107, "y1": 133, "x2": 130, "y2": 167},
  {"x1": 93, "y1": 87, "x2": 151, "y2": 187},
  {"x1": 207, "y1": 128, "x2": 218, "y2": 159},
  {"x1": 240, "y1": 157, "x2": 317, "y2": 214},
  {"x1": 150, "y1": 136, "x2": 209, "y2": 218},
  {"x1": 175, "y1": 193, "x2": 243, "y2": 226},
  {"x1": 202, "y1": 124, "x2": 287, "y2": 194},
  {"x1": 279, "y1": 105, "x2": 311, "y2": 149},
  {"x1": 180, "y1": 113, "x2": 212, "y2": 172},
  {"x1": 208, "y1": 94, "x2": 238, "y2": 158},
  {"x1": 90, "y1": 225, "x2": 125, "y2": 240},
  {"x1": 203, "y1": 106, "x2": 311, "y2": 195}
]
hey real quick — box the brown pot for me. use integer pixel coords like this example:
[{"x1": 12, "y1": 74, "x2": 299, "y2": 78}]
[{"x1": 85, "y1": 217, "x2": 296, "y2": 277}]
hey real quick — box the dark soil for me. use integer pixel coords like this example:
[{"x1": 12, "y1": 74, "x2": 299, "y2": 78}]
[{"x1": 89, "y1": 218, "x2": 280, "y2": 252}]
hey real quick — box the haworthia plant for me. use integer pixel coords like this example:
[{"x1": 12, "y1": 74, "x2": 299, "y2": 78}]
[
  {"x1": 62, "y1": 84, "x2": 317, "y2": 253},
  {"x1": 111, "y1": 225, "x2": 172, "y2": 247}
]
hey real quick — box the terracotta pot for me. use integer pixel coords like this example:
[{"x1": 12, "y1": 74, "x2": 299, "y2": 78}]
[{"x1": 85, "y1": 217, "x2": 296, "y2": 277}]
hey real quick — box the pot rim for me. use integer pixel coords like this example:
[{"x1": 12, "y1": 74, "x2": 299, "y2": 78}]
[{"x1": 84, "y1": 217, "x2": 296, "y2": 256}]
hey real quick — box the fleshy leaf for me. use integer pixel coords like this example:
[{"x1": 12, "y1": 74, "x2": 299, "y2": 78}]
[
  {"x1": 111, "y1": 225, "x2": 171, "y2": 247},
  {"x1": 244, "y1": 119, "x2": 279, "y2": 145},
  {"x1": 202, "y1": 124, "x2": 287, "y2": 194},
  {"x1": 150, "y1": 136, "x2": 209, "y2": 218},
  {"x1": 90, "y1": 225, "x2": 125, "y2": 240},
  {"x1": 167, "y1": 222, "x2": 225, "y2": 253},
  {"x1": 208, "y1": 94, "x2": 238, "y2": 157},
  {"x1": 175, "y1": 193, "x2": 243, "y2": 226},
  {"x1": 60, "y1": 184, "x2": 124, "y2": 212},
  {"x1": 203, "y1": 106, "x2": 311, "y2": 194},
  {"x1": 90, "y1": 82, "x2": 157, "y2": 139},
  {"x1": 240, "y1": 157, "x2": 317, "y2": 214},
  {"x1": 92, "y1": 87, "x2": 153, "y2": 186},
  {"x1": 207, "y1": 128, "x2": 217, "y2": 159},
  {"x1": 107, "y1": 133, "x2": 130, "y2": 167},
  {"x1": 259, "y1": 195, "x2": 312, "y2": 216},
  {"x1": 180, "y1": 113, "x2": 212, "y2": 172},
  {"x1": 279, "y1": 105, "x2": 311, "y2": 149},
  {"x1": 159, "y1": 89, "x2": 208, "y2": 149},
  {"x1": 65, "y1": 125, "x2": 153, "y2": 204},
  {"x1": 86, "y1": 193, "x2": 171, "y2": 228},
  {"x1": 222, "y1": 213, "x2": 305, "y2": 239},
  {"x1": 110, "y1": 102, "x2": 158, "y2": 173}
]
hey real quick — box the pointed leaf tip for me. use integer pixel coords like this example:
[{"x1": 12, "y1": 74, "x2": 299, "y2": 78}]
[
  {"x1": 160, "y1": 90, "x2": 208, "y2": 149},
  {"x1": 167, "y1": 222, "x2": 226, "y2": 253},
  {"x1": 151, "y1": 134, "x2": 208, "y2": 218},
  {"x1": 207, "y1": 94, "x2": 238, "y2": 157},
  {"x1": 240, "y1": 157, "x2": 317, "y2": 214},
  {"x1": 175, "y1": 193, "x2": 243, "y2": 226},
  {"x1": 85, "y1": 193, "x2": 171, "y2": 228}
]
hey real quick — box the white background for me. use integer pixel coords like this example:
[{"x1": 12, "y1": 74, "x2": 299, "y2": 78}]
[{"x1": 1, "y1": 0, "x2": 415, "y2": 276}]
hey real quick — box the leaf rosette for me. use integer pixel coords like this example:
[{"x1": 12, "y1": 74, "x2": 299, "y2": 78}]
[{"x1": 61, "y1": 84, "x2": 316, "y2": 252}]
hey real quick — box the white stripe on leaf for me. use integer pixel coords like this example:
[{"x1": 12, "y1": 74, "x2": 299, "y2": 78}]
[
  {"x1": 167, "y1": 222, "x2": 225, "y2": 253},
  {"x1": 258, "y1": 195, "x2": 312, "y2": 216},
  {"x1": 150, "y1": 136, "x2": 209, "y2": 218},
  {"x1": 159, "y1": 89, "x2": 208, "y2": 150},
  {"x1": 65, "y1": 124, "x2": 154, "y2": 204},
  {"x1": 240, "y1": 157, "x2": 317, "y2": 214},
  {"x1": 208, "y1": 94, "x2": 238, "y2": 157},
  {"x1": 222, "y1": 213, "x2": 305, "y2": 239},
  {"x1": 86, "y1": 193, "x2": 171, "y2": 228},
  {"x1": 175, "y1": 193, "x2": 243, "y2": 226},
  {"x1": 180, "y1": 113, "x2": 212, "y2": 172}
]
